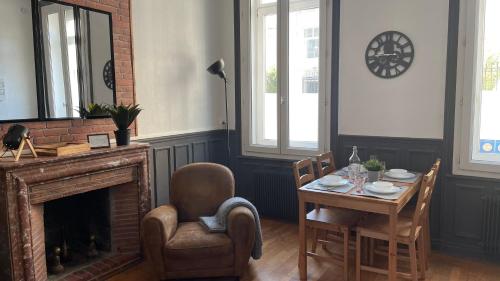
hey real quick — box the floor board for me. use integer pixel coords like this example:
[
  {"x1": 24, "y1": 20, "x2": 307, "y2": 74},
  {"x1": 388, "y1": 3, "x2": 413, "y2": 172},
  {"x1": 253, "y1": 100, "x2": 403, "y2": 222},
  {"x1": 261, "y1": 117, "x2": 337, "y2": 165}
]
[{"x1": 107, "y1": 219, "x2": 500, "y2": 281}]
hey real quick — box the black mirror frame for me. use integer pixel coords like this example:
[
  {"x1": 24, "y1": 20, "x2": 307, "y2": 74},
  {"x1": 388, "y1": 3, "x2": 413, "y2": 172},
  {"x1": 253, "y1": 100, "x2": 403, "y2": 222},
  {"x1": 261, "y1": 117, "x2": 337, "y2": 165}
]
[{"x1": 0, "y1": 0, "x2": 116, "y2": 124}]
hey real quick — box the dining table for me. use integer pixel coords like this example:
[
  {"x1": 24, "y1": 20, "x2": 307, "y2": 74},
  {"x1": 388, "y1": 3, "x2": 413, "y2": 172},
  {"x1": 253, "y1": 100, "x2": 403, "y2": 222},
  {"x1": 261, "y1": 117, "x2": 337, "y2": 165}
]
[{"x1": 297, "y1": 170, "x2": 423, "y2": 281}]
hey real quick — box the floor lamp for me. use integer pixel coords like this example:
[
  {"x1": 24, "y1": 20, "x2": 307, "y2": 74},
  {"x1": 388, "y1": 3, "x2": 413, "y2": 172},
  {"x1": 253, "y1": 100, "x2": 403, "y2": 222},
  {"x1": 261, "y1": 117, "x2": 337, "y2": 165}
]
[{"x1": 207, "y1": 59, "x2": 231, "y2": 162}]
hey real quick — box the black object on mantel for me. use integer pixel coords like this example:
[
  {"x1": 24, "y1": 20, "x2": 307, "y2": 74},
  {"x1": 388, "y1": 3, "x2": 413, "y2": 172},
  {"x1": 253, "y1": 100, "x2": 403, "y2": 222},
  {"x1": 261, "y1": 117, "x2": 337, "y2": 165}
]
[
  {"x1": 1, "y1": 124, "x2": 38, "y2": 161},
  {"x1": 207, "y1": 59, "x2": 231, "y2": 162}
]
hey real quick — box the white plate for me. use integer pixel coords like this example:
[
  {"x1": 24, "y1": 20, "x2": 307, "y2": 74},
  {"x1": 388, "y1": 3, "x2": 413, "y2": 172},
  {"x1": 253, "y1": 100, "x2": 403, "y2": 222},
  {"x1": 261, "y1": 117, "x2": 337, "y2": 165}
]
[
  {"x1": 373, "y1": 181, "x2": 394, "y2": 189},
  {"x1": 319, "y1": 175, "x2": 349, "y2": 187},
  {"x1": 390, "y1": 169, "x2": 408, "y2": 174},
  {"x1": 365, "y1": 183, "x2": 400, "y2": 194},
  {"x1": 385, "y1": 171, "x2": 416, "y2": 180}
]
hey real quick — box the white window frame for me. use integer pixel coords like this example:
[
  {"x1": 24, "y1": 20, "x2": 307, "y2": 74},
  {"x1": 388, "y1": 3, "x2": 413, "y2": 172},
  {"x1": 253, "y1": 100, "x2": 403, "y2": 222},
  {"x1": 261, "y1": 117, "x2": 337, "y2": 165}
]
[
  {"x1": 240, "y1": 0, "x2": 332, "y2": 160},
  {"x1": 453, "y1": 0, "x2": 500, "y2": 178}
]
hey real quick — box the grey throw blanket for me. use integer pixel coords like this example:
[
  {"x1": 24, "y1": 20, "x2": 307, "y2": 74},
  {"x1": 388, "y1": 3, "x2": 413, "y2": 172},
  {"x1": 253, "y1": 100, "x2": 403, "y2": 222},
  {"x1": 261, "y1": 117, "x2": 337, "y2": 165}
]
[{"x1": 199, "y1": 197, "x2": 262, "y2": 259}]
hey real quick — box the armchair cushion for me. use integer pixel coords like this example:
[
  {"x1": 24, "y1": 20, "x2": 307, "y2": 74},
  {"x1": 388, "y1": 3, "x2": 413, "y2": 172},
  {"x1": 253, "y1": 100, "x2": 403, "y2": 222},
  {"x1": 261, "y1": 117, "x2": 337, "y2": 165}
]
[{"x1": 163, "y1": 222, "x2": 234, "y2": 271}]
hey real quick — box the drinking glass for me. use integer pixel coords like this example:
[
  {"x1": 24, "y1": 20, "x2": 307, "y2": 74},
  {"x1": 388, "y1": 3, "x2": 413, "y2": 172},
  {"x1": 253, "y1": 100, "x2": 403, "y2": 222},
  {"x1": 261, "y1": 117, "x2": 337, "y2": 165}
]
[
  {"x1": 370, "y1": 155, "x2": 378, "y2": 160},
  {"x1": 379, "y1": 161, "x2": 386, "y2": 180},
  {"x1": 354, "y1": 174, "x2": 366, "y2": 190}
]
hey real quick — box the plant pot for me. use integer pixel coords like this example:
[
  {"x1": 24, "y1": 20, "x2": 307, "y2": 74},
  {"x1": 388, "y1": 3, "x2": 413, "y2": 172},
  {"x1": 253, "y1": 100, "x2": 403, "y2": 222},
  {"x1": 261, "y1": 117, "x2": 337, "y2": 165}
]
[
  {"x1": 114, "y1": 129, "x2": 130, "y2": 146},
  {"x1": 367, "y1": 171, "x2": 379, "y2": 182}
]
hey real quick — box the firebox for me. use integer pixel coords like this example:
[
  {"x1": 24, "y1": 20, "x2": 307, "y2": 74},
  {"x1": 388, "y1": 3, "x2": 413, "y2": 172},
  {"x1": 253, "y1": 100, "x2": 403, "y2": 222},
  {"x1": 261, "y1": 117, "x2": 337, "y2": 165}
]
[{"x1": 44, "y1": 188, "x2": 112, "y2": 279}]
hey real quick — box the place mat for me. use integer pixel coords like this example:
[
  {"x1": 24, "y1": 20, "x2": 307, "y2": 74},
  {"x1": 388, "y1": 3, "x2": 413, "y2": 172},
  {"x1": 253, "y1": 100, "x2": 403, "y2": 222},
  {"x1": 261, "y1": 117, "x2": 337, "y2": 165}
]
[
  {"x1": 352, "y1": 185, "x2": 409, "y2": 200},
  {"x1": 382, "y1": 172, "x2": 422, "y2": 184},
  {"x1": 304, "y1": 179, "x2": 355, "y2": 194}
]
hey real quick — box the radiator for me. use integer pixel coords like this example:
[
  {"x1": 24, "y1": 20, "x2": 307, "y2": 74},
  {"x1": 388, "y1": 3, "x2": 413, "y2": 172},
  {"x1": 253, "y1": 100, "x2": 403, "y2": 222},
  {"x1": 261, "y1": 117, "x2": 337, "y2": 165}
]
[
  {"x1": 254, "y1": 172, "x2": 298, "y2": 221},
  {"x1": 482, "y1": 196, "x2": 500, "y2": 254}
]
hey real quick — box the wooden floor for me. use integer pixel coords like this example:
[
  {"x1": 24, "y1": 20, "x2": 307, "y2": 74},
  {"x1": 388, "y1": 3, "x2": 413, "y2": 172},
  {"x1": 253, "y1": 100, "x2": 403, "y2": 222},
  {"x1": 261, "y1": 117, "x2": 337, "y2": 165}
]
[{"x1": 108, "y1": 219, "x2": 500, "y2": 281}]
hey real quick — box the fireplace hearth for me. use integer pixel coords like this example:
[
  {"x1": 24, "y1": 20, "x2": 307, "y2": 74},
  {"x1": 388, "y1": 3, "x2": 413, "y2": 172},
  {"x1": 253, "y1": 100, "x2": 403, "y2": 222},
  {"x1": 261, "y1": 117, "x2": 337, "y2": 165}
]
[{"x1": 0, "y1": 144, "x2": 150, "y2": 281}]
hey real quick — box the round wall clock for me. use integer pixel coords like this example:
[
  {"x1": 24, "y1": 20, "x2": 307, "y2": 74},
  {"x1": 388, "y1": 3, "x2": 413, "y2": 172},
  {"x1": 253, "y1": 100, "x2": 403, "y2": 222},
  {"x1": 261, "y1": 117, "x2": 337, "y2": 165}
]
[
  {"x1": 103, "y1": 60, "x2": 114, "y2": 90},
  {"x1": 365, "y1": 31, "x2": 414, "y2": 79}
]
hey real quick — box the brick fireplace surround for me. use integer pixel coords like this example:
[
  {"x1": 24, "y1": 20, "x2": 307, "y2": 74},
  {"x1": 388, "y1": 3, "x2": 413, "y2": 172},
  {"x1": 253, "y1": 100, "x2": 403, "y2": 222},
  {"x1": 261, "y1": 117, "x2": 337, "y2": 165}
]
[{"x1": 0, "y1": 144, "x2": 150, "y2": 281}]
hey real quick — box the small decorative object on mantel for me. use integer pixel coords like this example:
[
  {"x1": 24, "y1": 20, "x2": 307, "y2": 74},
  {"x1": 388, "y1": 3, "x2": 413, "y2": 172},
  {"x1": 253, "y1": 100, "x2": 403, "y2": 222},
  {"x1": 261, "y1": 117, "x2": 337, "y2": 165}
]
[
  {"x1": 105, "y1": 103, "x2": 142, "y2": 146},
  {"x1": 79, "y1": 103, "x2": 109, "y2": 119},
  {"x1": 365, "y1": 30, "x2": 414, "y2": 79},
  {"x1": 34, "y1": 142, "x2": 91, "y2": 156},
  {"x1": 363, "y1": 158, "x2": 383, "y2": 182},
  {"x1": 87, "y1": 134, "x2": 111, "y2": 149},
  {"x1": 0, "y1": 124, "x2": 38, "y2": 161}
]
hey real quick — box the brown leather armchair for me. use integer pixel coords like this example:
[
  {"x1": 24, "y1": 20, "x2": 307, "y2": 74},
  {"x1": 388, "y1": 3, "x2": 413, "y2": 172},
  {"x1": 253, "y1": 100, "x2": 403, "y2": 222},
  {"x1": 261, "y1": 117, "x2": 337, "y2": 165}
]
[{"x1": 141, "y1": 163, "x2": 256, "y2": 280}]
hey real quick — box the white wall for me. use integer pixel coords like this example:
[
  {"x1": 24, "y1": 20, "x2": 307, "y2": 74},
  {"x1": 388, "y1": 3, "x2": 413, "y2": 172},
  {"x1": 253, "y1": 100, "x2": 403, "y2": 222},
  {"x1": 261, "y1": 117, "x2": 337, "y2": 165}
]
[
  {"x1": 0, "y1": 0, "x2": 38, "y2": 120},
  {"x1": 132, "y1": 0, "x2": 235, "y2": 138},
  {"x1": 338, "y1": 0, "x2": 449, "y2": 139},
  {"x1": 89, "y1": 11, "x2": 113, "y2": 105}
]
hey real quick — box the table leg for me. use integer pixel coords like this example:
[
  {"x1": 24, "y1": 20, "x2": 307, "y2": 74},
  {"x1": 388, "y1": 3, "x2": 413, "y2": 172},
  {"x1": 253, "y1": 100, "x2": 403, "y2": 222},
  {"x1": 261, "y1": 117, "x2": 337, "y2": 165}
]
[
  {"x1": 388, "y1": 207, "x2": 398, "y2": 281},
  {"x1": 298, "y1": 195, "x2": 307, "y2": 281}
]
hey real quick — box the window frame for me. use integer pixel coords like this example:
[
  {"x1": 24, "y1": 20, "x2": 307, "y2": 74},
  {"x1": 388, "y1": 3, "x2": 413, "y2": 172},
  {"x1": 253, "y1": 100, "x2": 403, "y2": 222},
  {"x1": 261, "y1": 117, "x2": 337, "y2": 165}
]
[
  {"x1": 453, "y1": 0, "x2": 500, "y2": 178},
  {"x1": 240, "y1": 0, "x2": 332, "y2": 160}
]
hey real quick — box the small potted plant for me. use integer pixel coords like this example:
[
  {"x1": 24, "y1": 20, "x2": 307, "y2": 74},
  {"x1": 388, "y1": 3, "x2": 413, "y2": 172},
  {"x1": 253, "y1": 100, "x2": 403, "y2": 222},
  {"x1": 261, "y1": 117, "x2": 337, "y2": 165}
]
[
  {"x1": 105, "y1": 103, "x2": 142, "y2": 146},
  {"x1": 363, "y1": 159, "x2": 382, "y2": 182},
  {"x1": 79, "y1": 103, "x2": 109, "y2": 119}
]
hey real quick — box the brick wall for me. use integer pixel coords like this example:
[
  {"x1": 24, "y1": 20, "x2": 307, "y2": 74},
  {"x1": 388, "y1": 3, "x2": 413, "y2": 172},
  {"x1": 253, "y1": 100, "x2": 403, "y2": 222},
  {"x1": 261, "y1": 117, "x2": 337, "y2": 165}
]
[{"x1": 0, "y1": 0, "x2": 135, "y2": 145}]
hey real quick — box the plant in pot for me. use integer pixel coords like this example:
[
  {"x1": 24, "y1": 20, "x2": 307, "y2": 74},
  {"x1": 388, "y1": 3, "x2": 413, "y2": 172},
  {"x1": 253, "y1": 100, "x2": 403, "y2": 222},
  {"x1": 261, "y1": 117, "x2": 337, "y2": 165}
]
[
  {"x1": 363, "y1": 159, "x2": 382, "y2": 182},
  {"x1": 105, "y1": 103, "x2": 142, "y2": 146},
  {"x1": 79, "y1": 103, "x2": 109, "y2": 119}
]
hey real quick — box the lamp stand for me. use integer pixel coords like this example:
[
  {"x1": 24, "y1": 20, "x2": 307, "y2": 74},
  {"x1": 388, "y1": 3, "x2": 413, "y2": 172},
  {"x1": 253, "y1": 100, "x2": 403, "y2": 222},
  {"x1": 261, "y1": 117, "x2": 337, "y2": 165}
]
[{"x1": 224, "y1": 78, "x2": 231, "y2": 163}]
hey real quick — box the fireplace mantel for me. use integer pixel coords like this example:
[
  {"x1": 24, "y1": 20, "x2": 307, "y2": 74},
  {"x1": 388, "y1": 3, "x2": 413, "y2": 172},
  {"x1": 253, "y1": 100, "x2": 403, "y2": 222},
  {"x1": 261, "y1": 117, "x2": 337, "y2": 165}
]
[{"x1": 0, "y1": 144, "x2": 150, "y2": 281}]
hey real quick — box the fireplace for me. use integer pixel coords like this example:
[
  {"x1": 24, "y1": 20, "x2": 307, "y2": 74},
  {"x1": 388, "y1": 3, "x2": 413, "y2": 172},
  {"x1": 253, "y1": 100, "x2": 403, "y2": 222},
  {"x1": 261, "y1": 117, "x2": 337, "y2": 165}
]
[{"x1": 0, "y1": 144, "x2": 150, "y2": 281}]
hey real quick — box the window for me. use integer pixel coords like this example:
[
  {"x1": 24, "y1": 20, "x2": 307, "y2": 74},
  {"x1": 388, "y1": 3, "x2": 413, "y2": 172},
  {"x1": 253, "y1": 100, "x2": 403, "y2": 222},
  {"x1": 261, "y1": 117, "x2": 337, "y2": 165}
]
[
  {"x1": 454, "y1": 0, "x2": 500, "y2": 177},
  {"x1": 304, "y1": 27, "x2": 319, "y2": 58},
  {"x1": 240, "y1": 0, "x2": 331, "y2": 159}
]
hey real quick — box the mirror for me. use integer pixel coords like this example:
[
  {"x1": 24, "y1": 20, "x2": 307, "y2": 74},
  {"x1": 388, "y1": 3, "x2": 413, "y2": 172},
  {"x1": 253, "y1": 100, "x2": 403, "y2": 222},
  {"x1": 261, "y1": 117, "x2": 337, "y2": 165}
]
[
  {"x1": 0, "y1": 0, "x2": 115, "y2": 122},
  {"x1": 0, "y1": 0, "x2": 39, "y2": 121},
  {"x1": 39, "y1": 0, "x2": 115, "y2": 119}
]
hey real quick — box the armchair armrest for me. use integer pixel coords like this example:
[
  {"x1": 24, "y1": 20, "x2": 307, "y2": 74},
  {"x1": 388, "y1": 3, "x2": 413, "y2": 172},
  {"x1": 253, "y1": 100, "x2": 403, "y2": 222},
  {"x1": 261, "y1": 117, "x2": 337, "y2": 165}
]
[
  {"x1": 141, "y1": 205, "x2": 178, "y2": 279},
  {"x1": 227, "y1": 206, "x2": 256, "y2": 275}
]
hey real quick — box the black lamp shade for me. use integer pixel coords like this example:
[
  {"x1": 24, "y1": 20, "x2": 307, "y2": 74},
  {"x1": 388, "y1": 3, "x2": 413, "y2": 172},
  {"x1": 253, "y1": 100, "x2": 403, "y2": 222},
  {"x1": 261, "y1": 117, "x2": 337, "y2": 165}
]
[
  {"x1": 2, "y1": 124, "x2": 29, "y2": 150},
  {"x1": 207, "y1": 59, "x2": 226, "y2": 80}
]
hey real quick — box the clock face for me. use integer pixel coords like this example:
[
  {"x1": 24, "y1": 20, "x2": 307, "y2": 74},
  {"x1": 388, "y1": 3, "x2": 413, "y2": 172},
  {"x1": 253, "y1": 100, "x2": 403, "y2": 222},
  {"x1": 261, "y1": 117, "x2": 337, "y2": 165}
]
[
  {"x1": 103, "y1": 60, "x2": 115, "y2": 90},
  {"x1": 365, "y1": 31, "x2": 414, "y2": 79}
]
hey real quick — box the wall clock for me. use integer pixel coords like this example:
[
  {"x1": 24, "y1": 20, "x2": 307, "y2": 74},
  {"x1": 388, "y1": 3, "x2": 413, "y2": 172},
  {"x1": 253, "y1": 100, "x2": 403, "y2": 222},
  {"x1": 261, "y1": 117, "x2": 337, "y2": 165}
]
[
  {"x1": 103, "y1": 60, "x2": 114, "y2": 90},
  {"x1": 365, "y1": 31, "x2": 414, "y2": 79}
]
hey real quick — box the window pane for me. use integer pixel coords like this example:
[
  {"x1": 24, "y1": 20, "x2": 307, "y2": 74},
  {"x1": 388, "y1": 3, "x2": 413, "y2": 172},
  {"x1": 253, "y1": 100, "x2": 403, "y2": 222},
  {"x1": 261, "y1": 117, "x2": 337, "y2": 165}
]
[
  {"x1": 474, "y1": 0, "x2": 500, "y2": 161},
  {"x1": 288, "y1": 2, "x2": 319, "y2": 149},
  {"x1": 261, "y1": 0, "x2": 276, "y2": 4},
  {"x1": 252, "y1": 12, "x2": 277, "y2": 146}
]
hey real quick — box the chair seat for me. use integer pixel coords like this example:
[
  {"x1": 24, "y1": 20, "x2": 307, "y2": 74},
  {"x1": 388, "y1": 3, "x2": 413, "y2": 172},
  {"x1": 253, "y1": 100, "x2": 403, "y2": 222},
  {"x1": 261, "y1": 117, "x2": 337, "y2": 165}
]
[
  {"x1": 306, "y1": 207, "x2": 362, "y2": 230},
  {"x1": 163, "y1": 222, "x2": 234, "y2": 271},
  {"x1": 357, "y1": 214, "x2": 421, "y2": 242}
]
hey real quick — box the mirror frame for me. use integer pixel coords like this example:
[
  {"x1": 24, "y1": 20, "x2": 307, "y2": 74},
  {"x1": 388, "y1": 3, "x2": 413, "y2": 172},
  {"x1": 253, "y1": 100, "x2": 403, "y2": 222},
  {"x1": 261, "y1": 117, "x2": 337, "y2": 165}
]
[{"x1": 0, "y1": 0, "x2": 116, "y2": 123}]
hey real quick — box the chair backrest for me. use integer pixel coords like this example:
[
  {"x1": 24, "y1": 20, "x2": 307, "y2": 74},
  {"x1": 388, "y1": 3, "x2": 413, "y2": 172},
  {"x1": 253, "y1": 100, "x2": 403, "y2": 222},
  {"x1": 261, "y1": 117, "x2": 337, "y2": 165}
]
[
  {"x1": 316, "y1": 151, "x2": 336, "y2": 177},
  {"x1": 293, "y1": 158, "x2": 315, "y2": 189},
  {"x1": 410, "y1": 160, "x2": 440, "y2": 238},
  {"x1": 171, "y1": 163, "x2": 235, "y2": 222}
]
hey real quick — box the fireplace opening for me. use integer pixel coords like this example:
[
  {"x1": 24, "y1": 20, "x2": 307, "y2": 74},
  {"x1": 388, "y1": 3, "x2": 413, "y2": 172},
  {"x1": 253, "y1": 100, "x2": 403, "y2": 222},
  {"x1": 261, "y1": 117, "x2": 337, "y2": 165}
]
[{"x1": 44, "y1": 188, "x2": 111, "y2": 279}]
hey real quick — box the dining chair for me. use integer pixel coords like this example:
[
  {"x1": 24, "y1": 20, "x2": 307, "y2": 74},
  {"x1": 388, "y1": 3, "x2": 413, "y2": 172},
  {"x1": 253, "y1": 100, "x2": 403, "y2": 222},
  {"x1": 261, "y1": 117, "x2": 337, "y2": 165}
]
[
  {"x1": 316, "y1": 151, "x2": 336, "y2": 177},
  {"x1": 355, "y1": 164, "x2": 438, "y2": 281},
  {"x1": 371, "y1": 159, "x2": 442, "y2": 269},
  {"x1": 293, "y1": 158, "x2": 362, "y2": 281}
]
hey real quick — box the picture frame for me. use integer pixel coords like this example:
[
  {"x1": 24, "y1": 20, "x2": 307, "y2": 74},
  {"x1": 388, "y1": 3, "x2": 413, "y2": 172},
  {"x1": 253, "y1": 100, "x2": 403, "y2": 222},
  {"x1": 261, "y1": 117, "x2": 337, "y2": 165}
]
[{"x1": 87, "y1": 134, "x2": 111, "y2": 149}]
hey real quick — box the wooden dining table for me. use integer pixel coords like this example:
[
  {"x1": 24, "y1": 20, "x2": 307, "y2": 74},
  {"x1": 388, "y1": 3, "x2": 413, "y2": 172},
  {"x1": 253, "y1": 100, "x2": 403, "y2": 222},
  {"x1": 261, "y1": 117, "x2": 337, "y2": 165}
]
[{"x1": 297, "y1": 172, "x2": 422, "y2": 281}]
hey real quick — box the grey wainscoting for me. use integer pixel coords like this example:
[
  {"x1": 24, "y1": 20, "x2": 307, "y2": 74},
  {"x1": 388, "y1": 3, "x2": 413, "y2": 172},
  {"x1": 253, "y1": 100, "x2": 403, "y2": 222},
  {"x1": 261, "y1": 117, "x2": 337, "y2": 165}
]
[{"x1": 138, "y1": 130, "x2": 228, "y2": 207}]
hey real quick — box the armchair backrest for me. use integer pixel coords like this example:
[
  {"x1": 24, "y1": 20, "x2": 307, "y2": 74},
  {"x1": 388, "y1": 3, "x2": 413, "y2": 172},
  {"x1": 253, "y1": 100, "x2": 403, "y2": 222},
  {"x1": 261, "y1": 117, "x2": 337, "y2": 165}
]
[{"x1": 171, "y1": 162, "x2": 235, "y2": 222}]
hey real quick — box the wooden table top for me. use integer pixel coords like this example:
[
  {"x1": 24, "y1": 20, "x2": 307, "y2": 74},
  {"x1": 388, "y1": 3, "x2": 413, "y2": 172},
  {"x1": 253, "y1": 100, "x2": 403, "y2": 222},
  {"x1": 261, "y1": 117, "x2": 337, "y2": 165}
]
[{"x1": 298, "y1": 174, "x2": 422, "y2": 207}]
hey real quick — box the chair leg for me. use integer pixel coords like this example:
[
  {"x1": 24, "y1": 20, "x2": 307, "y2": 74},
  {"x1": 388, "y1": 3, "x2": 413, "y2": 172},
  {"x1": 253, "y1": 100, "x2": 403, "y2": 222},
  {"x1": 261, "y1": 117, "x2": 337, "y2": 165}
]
[
  {"x1": 417, "y1": 234, "x2": 427, "y2": 280},
  {"x1": 356, "y1": 231, "x2": 361, "y2": 281},
  {"x1": 322, "y1": 230, "x2": 328, "y2": 250},
  {"x1": 343, "y1": 228, "x2": 349, "y2": 281},
  {"x1": 311, "y1": 228, "x2": 318, "y2": 253},
  {"x1": 409, "y1": 241, "x2": 418, "y2": 281},
  {"x1": 424, "y1": 216, "x2": 431, "y2": 269},
  {"x1": 369, "y1": 238, "x2": 374, "y2": 266}
]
